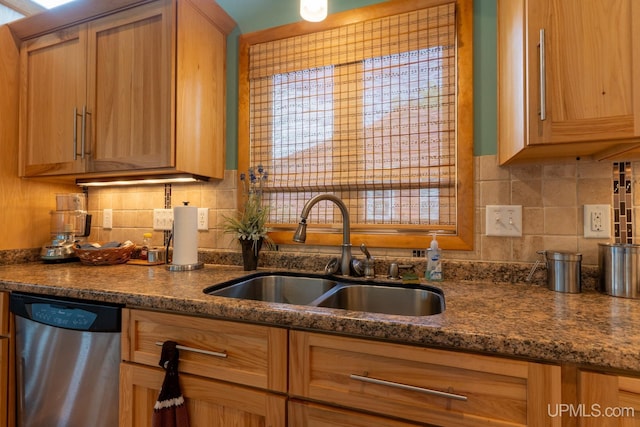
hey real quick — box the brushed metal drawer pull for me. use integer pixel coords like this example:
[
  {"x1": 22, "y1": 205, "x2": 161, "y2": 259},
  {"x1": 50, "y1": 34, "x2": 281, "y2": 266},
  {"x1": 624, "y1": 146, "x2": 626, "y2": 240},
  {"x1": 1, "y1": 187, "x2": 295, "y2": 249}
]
[
  {"x1": 350, "y1": 374, "x2": 468, "y2": 401},
  {"x1": 155, "y1": 341, "x2": 227, "y2": 359}
]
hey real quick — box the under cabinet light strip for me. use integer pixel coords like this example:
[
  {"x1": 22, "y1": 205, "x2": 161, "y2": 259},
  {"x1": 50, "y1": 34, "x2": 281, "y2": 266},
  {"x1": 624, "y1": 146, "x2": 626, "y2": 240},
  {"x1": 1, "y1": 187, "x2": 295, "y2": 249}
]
[{"x1": 77, "y1": 174, "x2": 208, "y2": 187}]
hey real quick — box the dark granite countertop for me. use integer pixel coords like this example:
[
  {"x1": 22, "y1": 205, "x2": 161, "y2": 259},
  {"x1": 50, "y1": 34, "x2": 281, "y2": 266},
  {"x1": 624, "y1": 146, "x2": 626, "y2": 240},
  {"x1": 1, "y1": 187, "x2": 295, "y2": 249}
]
[{"x1": 0, "y1": 261, "x2": 638, "y2": 372}]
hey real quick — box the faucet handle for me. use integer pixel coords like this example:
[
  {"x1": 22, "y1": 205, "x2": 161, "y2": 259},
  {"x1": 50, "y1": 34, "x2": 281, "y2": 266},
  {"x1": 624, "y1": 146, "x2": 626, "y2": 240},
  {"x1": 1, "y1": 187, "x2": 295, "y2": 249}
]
[
  {"x1": 360, "y1": 243, "x2": 372, "y2": 259},
  {"x1": 350, "y1": 258, "x2": 365, "y2": 277},
  {"x1": 324, "y1": 257, "x2": 339, "y2": 275}
]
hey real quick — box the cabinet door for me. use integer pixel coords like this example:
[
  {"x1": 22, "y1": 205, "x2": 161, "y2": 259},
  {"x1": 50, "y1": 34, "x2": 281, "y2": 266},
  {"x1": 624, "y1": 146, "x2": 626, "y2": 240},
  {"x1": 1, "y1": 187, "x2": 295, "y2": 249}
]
[
  {"x1": 289, "y1": 400, "x2": 421, "y2": 427},
  {"x1": 19, "y1": 25, "x2": 87, "y2": 176},
  {"x1": 119, "y1": 362, "x2": 286, "y2": 427},
  {"x1": 86, "y1": 0, "x2": 173, "y2": 173},
  {"x1": 528, "y1": 0, "x2": 640, "y2": 145},
  {"x1": 0, "y1": 293, "x2": 10, "y2": 427},
  {"x1": 578, "y1": 371, "x2": 640, "y2": 427}
]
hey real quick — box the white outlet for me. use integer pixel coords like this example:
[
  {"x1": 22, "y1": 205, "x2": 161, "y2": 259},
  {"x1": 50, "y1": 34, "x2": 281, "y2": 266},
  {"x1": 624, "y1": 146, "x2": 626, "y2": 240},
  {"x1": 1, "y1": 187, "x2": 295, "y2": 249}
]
[
  {"x1": 584, "y1": 204, "x2": 611, "y2": 238},
  {"x1": 103, "y1": 208, "x2": 112, "y2": 230},
  {"x1": 197, "y1": 208, "x2": 209, "y2": 231},
  {"x1": 485, "y1": 205, "x2": 523, "y2": 237},
  {"x1": 153, "y1": 209, "x2": 173, "y2": 231}
]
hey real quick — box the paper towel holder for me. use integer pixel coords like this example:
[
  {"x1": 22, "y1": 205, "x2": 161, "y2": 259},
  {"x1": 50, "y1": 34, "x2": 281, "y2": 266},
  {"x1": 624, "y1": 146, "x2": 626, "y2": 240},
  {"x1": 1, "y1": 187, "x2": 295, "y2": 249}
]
[{"x1": 167, "y1": 201, "x2": 204, "y2": 272}]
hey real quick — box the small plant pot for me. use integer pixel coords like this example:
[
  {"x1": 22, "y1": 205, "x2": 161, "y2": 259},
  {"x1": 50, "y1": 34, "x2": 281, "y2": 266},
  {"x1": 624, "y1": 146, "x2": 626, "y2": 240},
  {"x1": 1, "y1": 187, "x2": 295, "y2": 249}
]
[{"x1": 240, "y1": 238, "x2": 263, "y2": 271}]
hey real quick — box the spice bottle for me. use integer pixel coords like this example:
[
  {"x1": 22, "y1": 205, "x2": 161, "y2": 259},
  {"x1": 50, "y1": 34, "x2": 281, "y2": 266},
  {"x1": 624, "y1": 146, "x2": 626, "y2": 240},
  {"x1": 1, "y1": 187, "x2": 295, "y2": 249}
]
[{"x1": 140, "y1": 232, "x2": 152, "y2": 260}]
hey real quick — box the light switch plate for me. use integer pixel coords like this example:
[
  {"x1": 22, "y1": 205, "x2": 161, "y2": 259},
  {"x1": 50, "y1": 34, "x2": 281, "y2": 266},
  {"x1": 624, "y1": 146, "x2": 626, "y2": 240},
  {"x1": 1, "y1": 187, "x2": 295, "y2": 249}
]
[
  {"x1": 485, "y1": 205, "x2": 523, "y2": 237},
  {"x1": 103, "y1": 209, "x2": 112, "y2": 230},
  {"x1": 584, "y1": 204, "x2": 611, "y2": 238}
]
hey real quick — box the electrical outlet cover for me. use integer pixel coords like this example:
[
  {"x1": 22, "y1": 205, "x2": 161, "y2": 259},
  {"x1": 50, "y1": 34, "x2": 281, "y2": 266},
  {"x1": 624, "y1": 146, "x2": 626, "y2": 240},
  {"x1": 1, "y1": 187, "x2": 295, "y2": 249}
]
[
  {"x1": 584, "y1": 204, "x2": 611, "y2": 239},
  {"x1": 197, "y1": 208, "x2": 209, "y2": 231},
  {"x1": 103, "y1": 209, "x2": 112, "y2": 230}
]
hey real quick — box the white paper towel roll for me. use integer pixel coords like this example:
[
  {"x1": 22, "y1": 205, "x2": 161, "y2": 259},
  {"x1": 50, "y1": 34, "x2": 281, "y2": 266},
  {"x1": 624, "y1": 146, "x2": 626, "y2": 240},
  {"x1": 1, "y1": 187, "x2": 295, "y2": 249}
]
[{"x1": 173, "y1": 205, "x2": 198, "y2": 265}]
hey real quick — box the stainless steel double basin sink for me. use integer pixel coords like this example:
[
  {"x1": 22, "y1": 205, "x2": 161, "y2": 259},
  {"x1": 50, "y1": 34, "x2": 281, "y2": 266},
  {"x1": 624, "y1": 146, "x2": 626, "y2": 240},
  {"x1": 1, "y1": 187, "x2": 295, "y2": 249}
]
[{"x1": 203, "y1": 272, "x2": 444, "y2": 317}]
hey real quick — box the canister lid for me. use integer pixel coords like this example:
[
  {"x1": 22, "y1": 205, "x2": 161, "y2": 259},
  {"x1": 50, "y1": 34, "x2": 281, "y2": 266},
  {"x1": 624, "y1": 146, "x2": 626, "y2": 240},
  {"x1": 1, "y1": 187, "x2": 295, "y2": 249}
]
[{"x1": 545, "y1": 251, "x2": 582, "y2": 261}]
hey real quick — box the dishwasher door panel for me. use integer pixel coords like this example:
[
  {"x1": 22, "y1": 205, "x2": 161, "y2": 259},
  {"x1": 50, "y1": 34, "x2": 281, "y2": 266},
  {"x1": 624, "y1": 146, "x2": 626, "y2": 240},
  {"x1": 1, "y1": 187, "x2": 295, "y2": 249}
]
[{"x1": 11, "y1": 293, "x2": 121, "y2": 427}]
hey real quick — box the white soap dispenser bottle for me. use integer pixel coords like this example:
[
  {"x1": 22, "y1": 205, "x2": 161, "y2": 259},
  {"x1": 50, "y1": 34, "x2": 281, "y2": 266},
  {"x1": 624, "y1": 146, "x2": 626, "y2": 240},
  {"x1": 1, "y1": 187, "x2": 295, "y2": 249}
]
[{"x1": 425, "y1": 233, "x2": 443, "y2": 281}]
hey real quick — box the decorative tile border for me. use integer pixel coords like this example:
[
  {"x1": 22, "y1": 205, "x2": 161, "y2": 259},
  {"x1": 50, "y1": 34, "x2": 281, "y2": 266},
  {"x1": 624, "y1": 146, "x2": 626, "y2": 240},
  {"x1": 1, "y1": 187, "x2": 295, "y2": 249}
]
[{"x1": 613, "y1": 162, "x2": 634, "y2": 244}]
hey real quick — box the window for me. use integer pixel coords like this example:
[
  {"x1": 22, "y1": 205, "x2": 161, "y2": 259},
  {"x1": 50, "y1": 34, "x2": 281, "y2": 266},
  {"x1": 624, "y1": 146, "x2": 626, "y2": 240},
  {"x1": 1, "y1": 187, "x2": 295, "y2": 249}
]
[{"x1": 239, "y1": 0, "x2": 473, "y2": 250}]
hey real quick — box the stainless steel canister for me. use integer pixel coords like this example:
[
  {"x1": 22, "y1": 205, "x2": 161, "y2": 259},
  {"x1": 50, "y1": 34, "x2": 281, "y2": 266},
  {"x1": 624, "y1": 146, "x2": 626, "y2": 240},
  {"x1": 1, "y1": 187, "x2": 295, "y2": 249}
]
[
  {"x1": 541, "y1": 250, "x2": 582, "y2": 293},
  {"x1": 598, "y1": 243, "x2": 640, "y2": 298}
]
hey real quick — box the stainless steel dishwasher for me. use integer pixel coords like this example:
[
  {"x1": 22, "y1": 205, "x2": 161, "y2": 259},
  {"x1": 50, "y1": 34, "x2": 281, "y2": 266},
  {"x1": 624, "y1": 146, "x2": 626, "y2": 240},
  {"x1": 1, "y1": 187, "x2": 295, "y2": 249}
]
[{"x1": 10, "y1": 292, "x2": 122, "y2": 427}]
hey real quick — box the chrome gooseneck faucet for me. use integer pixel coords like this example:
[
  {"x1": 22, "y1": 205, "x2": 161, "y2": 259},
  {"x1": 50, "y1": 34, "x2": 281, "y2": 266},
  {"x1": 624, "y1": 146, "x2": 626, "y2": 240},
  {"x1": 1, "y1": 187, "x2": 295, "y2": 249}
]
[{"x1": 293, "y1": 194, "x2": 363, "y2": 276}]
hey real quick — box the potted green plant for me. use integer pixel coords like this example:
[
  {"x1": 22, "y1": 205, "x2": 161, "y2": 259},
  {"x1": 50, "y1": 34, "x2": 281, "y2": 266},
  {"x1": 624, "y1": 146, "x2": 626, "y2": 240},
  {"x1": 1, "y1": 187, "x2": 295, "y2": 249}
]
[{"x1": 222, "y1": 166, "x2": 272, "y2": 270}]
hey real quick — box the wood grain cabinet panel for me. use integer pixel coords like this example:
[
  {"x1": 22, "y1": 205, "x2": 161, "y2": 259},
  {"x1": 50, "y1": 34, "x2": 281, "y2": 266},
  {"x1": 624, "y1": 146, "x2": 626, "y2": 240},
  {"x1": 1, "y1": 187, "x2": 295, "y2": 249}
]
[
  {"x1": 289, "y1": 400, "x2": 422, "y2": 427},
  {"x1": 121, "y1": 308, "x2": 287, "y2": 393},
  {"x1": 0, "y1": 292, "x2": 9, "y2": 427},
  {"x1": 18, "y1": 0, "x2": 233, "y2": 180},
  {"x1": 18, "y1": 25, "x2": 87, "y2": 176},
  {"x1": 498, "y1": 0, "x2": 640, "y2": 164},
  {"x1": 578, "y1": 370, "x2": 640, "y2": 427},
  {"x1": 86, "y1": 1, "x2": 173, "y2": 173},
  {"x1": 120, "y1": 308, "x2": 288, "y2": 427},
  {"x1": 290, "y1": 330, "x2": 562, "y2": 427},
  {"x1": 119, "y1": 362, "x2": 286, "y2": 427}
]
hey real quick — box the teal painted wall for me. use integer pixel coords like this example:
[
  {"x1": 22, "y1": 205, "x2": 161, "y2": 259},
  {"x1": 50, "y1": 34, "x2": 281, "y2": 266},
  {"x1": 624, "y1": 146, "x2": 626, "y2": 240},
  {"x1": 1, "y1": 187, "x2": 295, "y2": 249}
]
[{"x1": 219, "y1": 0, "x2": 497, "y2": 169}]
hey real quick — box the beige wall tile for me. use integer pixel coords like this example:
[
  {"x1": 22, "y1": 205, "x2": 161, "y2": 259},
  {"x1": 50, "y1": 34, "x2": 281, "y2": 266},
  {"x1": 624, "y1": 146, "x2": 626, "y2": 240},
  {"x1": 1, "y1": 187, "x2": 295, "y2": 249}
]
[
  {"x1": 480, "y1": 235, "x2": 512, "y2": 261},
  {"x1": 542, "y1": 179, "x2": 578, "y2": 207},
  {"x1": 511, "y1": 179, "x2": 542, "y2": 206},
  {"x1": 478, "y1": 154, "x2": 510, "y2": 181},
  {"x1": 480, "y1": 180, "x2": 511, "y2": 206},
  {"x1": 513, "y1": 235, "x2": 544, "y2": 262},
  {"x1": 544, "y1": 207, "x2": 579, "y2": 235},
  {"x1": 577, "y1": 178, "x2": 612, "y2": 206},
  {"x1": 522, "y1": 207, "x2": 544, "y2": 235}
]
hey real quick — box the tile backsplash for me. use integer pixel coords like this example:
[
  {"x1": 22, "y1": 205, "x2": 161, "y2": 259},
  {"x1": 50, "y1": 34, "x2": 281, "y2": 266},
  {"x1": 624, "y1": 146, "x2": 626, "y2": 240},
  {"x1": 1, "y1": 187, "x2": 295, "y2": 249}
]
[
  {"x1": 613, "y1": 161, "x2": 634, "y2": 243},
  {"x1": 86, "y1": 155, "x2": 630, "y2": 267}
]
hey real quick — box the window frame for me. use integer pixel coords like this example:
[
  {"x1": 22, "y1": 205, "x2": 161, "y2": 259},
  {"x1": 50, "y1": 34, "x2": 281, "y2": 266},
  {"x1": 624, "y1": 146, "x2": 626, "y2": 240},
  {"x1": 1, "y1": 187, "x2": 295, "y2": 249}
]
[{"x1": 238, "y1": 0, "x2": 473, "y2": 250}]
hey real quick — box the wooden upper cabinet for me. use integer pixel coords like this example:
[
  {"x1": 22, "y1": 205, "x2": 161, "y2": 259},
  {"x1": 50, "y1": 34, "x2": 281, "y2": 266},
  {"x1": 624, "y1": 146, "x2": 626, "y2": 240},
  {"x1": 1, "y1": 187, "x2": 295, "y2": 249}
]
[
  {"x1": 17, "y1": 0, "x2": 235, "y2": 180},
  {"x1": 18, "y1": 25, "x2": 88, "y2": 176},
  {"x1": 87, "y1": 1, "x2": 173, "y2": 173},
  {"x1": 498, "y1": 0, "x2": 640, "y2": 164}
]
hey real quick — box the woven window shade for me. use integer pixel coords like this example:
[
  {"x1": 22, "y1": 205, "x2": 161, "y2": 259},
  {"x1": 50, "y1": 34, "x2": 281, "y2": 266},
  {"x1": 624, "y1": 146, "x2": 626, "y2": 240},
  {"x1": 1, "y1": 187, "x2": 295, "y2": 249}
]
[{"x1": 249, "y1": 2, "x2": 457, "y2": 230}]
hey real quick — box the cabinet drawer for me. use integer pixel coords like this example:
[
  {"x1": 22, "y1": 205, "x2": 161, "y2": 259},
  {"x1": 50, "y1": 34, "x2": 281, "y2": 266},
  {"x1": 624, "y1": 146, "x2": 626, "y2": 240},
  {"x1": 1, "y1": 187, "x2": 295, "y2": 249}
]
[
  {"x1": 290, "y1": 331, "x2": 561, "y2": 427},
  {"x1": 122, "y1": 309, "x2": 287, "y2": 392}
]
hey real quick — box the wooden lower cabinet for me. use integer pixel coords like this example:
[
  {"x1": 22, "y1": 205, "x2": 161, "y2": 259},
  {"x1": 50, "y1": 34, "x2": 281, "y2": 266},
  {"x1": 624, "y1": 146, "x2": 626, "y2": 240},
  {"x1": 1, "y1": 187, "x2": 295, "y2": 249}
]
[
  {"x1": 120, "y1": 308, "x2": 288, "y2": 426},
  {"x1": 290, "y1": 331, "x2": 562, "y2": 427},
  {"x1": 119, "y1": 362, "x2": 286, "y2": 426},
  {"x1": 578, "y1": 370, "x2": 640, "y2": 427},
  {"x1": 289, "y1": 400, "x2": 422, "y2": 427},
  {"x1": 0, "y1": 292, "x2": 11, "y2": 427}
]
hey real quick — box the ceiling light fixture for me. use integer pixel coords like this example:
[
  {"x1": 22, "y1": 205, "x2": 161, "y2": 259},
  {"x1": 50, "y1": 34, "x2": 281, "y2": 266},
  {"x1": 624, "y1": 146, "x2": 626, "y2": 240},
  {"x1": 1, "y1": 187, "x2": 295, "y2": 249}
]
[
  {"x1": 300, "y1": 0, "x2": 327, "y2": 22},
  {"x1": 76, "y1": 174, "x2": 209, "y2": 187}
]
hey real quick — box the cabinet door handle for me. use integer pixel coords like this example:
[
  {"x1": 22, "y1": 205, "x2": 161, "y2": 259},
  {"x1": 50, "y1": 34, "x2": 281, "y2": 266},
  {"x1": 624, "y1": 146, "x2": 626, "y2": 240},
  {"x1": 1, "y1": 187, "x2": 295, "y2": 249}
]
[
  {"x1": 80, "y1": 105, "x2": 87, "y2": 160},
  {"x1": 73, "y1": 107, "x2": 78, "y2": 160},
  {"x1": 155, "y1": 341, "x2": 227, "y2": 359},
  {"x1": 350, "y1": 374, "x2": 468, "y2": 401},
  {"x1": 539, "y1": 28, "x2": 546, "y2": 121}
]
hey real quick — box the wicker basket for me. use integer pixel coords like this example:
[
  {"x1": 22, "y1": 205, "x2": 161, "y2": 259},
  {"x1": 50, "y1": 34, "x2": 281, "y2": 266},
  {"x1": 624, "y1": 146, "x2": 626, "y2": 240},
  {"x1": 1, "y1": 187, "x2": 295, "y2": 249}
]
[{"x1": 74, "y1": 242, "x2": 135, "y2": 266}]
